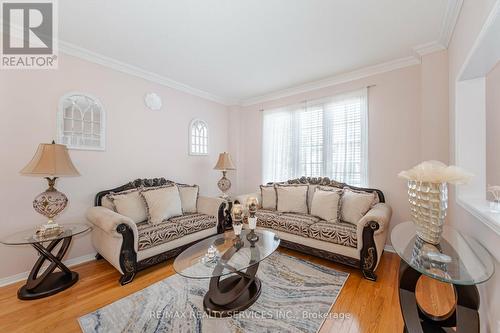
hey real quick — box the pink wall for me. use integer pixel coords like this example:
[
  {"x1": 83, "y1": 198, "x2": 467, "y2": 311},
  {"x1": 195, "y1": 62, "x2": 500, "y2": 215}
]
[
  {"x1": 0, "y1": 54, "x2": 229, "y2": 280},
  {"x1": 486, "y1": 62, "x2": 500, "y2": 194},
  {"x1": 230, "y1": 54, "x2": 450, "y2": 243},
  {"x1": 447, "y1": 0, "x2": 500, "y2": 331},
  {"x1": 421, "y1": 50, "x2": 449, "y2": 162}
]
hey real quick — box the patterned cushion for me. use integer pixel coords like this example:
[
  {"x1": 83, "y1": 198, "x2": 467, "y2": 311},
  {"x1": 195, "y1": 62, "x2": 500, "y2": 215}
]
[
  {"x1": 308, "y1": 221, "x2": 357, "y2": 248},
  {"x1": 280, "y1": 213, "x2": 320, "y2": 225},
  {"x1": 255, "y1": 210, "x2": 318, "y2": 237},
  {"x1": 170, "y1": 213, "x2": 217, "y2": 235},
  {"x1": 137, "y1": 213, "x2": 217, "y2": 251},
  {"x1": 137, "y1": 221, "x2": 183, "y2": 251}
]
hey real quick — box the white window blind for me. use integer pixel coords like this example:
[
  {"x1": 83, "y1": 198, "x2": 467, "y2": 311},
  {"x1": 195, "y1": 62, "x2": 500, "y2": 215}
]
[{"x1": 262, "y1": 88, "x2": 368, "y2": 186}]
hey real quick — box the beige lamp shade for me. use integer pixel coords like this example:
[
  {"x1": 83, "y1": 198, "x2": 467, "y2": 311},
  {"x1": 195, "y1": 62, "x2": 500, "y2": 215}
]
[
  {"x1": 213, "y1": 152, "x2": 236, "y2": 171},
  {"x1": 20, "y1": 142, "x2": 80, "y2": 177}
]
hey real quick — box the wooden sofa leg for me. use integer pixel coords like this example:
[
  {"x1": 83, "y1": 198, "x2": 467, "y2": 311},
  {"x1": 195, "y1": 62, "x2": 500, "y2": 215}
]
[
  {"x1": 119, "y1": 272, "x2": 136, "y2": 285},
  {"x1": 360, "y1": 221, "x2": 380, "y2": 281},
  {"x1": 116, "y1": 223, "x2": 137, "y2": 286},
  {"x1": 362, "y1": 266, "x2": 377, "y2": 281}
]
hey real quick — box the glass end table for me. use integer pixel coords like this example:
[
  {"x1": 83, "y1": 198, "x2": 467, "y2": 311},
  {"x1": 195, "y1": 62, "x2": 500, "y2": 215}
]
[
  {"x1": 391, "y1": 222, "x2": 495, "y2": 332},
  {"x1": 0, "y1": 223, "x2": 91, "y2": 300},
  {"x1": 174, "y1": 229, "x2": 280, "y2": 317}
]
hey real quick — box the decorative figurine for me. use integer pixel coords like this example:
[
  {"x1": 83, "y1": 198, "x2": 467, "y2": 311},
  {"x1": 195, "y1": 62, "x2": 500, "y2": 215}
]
[{"x1": 201, "y1": 244, "x2": 220, "y2": 266}]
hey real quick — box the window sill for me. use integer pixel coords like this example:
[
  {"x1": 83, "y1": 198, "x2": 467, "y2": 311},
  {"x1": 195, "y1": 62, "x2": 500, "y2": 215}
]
[{"x1": 457, "y1": 196, "x2": 500, "y2": 235}]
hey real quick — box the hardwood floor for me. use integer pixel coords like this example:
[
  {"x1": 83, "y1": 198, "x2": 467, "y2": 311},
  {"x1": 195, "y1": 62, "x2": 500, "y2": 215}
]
[{"x1": 0, "y1": 249, "x2": 454, "y2": 333}]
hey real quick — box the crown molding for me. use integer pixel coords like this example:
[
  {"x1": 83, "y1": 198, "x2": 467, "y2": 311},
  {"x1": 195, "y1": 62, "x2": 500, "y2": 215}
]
[
  {"x1": 59, "y1": 41, "x2": 237, "y2": 106},
  {"x1": 439, "y1": 0, "x2": 464, "y2": 48},
  {"x1": 240, "y1": 56, "x2": 421, "y2": 106},
  {"x1": 412, "y1": 0, "x2": 463, "y2": 58},
  {"x1": 55, "y1": 2, "x2": 462, "y2": 107},
  {"x1": 413, "y1": 41, "x2": 447, "y2": 57}
]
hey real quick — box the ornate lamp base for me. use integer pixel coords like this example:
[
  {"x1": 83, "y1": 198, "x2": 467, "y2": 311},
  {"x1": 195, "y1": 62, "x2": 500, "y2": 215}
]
[
  {"x1": 33, "y1": 177, "x2": 68, "y2": 225},
  {"x1": 217, "y1": 171, "x2": 232, "y2": 200}
]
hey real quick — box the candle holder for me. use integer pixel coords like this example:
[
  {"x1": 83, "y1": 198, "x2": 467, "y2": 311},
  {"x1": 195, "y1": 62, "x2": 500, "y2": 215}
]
[
  {"x1": 246, "y1": 196, "x2": 259, "y2": 243},
  {"x1": 231, "y1": 203, "x2": 244, "y2": 235}
]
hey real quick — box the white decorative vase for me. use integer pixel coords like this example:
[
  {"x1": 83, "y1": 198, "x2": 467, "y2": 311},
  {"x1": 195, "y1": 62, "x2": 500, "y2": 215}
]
[{"x1": 407, "y1": 180, "x2": 448, "y2": 245}]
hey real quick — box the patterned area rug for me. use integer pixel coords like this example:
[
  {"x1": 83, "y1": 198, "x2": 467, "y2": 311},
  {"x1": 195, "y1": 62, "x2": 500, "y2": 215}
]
[{"x1": 79, "y1": 252, "x2": 349, "y2": 333}]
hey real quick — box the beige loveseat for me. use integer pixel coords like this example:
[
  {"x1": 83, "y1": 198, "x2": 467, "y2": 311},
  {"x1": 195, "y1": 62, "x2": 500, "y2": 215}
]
[
  {"x1": 236, "y1": 177, "x2": 392, "y2": 281},
  {"x1": 86, "y1": 178, "x2": 225, "y2": 285}
]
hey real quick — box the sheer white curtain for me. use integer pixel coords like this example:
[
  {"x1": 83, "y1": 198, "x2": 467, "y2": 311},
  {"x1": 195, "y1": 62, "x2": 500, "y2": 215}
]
[{"x1": 262, "y1": 88, "x2": 368, "y2": 186}]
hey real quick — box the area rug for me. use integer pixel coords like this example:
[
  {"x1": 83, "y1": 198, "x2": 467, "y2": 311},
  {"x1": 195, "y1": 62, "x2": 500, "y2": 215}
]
[{"x1": 79, "y1": 252, "x2": 349, "y2": 333}]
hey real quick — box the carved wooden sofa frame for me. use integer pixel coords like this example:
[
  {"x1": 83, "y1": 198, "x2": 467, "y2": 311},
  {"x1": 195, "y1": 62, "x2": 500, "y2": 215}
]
[{"x1": 93, "y1": 178, "x2": 226, "y2": 285}]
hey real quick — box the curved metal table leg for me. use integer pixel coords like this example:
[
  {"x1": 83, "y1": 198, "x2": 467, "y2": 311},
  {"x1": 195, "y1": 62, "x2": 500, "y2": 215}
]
[
  {"x1": 398, "y1": 260, "x2": 480, "y2": 333},
  {"x1": 18, "y1": 236, "x2": 78, "y2": 300}
]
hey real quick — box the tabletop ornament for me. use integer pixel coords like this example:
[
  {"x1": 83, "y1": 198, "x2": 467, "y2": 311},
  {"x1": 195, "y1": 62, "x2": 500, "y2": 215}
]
[
  {"x1": 201, "y1": 244, "x2": 220, "y2": 266},
  {"x1": 399, "y1": 160, "x2": 472, "y2": 244},
  {"x1": 231, "y1": 203, "x2": 244, "y2": 248},
  {"x1": 246, "y1": 196, "x2": 259, "y2": 243}
]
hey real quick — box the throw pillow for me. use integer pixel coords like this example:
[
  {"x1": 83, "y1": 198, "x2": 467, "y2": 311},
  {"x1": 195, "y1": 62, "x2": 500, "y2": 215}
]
[
  {"x1": 140, "y1": 184, "x2": 183, "y2": 224},
  {"x1": 341, "y1": 188, "x2": 376, "y2": 224},
  {"x1": 106, "y1": 187, "x2": 147, "y2": 224},
  {"x1": 276, "y1": 184, "x2": 308, "y2": 214},
  {"x1": 310, "y1": 188, "x2": 343, "y2": 222},
  {"x1": 101, "y1": 196, "x2": 116, "y2": 211},
  {"x1": 260, "y1": 185, "x2": 277, "y2": 210},
  {"x1": 177, "y1": 184, "x2": 199, "y2": 213},
  {"x1": 307, "y1": 184, "x2": 318, "y2": 213}
]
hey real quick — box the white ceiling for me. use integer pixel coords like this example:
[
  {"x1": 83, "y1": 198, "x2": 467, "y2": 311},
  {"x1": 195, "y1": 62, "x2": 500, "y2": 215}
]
[{"x1": 59, "y1": 1, "x2": 455, "y2": 104}]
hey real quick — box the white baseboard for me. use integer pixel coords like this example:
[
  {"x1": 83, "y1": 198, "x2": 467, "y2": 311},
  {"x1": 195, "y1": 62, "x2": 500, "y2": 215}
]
[
  {"x1": 384, "y1": 244, "x2": 395, "y2": 253},
  {"x1": 0, "y1": 252, "x2": 96, "y2": 287}
]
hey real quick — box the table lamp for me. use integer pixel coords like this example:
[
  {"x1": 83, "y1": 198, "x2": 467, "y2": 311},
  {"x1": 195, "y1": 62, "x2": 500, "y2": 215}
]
[
  {"x1": 20, "y1": 141, "x2": 80, "y2": 231},
  {"x1": 213, "y1": 152, "x2": 236, "y2": 200}
]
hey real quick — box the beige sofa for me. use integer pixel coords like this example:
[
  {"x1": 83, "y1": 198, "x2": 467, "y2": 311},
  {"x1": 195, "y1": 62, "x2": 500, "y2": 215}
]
[
  {"x1": 86, "y1": 178, "x2": 225, "y2": 285},
  {"x1": 235, "y1": 177, "x2": 392, "y2": 281}
]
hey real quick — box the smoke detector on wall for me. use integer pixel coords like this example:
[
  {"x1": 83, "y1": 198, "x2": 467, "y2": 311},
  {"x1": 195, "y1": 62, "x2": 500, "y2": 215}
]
[{"x1": 144, "y1": 92, "x2": 162, "y2": 111}]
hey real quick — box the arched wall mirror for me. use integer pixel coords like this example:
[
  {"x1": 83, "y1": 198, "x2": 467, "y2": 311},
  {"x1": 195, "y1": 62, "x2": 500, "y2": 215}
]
[
  {"x1": 57, "y1": 92, "x2": 106, "y2": 151},
  {"x1": 455, "y1": 2, "x2": 500, "y2": 234},
  {"x1": 189, "y1": 119, "x2": 209, "y2": 156}
]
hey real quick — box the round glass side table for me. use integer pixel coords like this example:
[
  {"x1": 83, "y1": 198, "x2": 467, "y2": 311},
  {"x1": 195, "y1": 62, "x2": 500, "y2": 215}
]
[
  {"x1": 0, "y1": 223, "x2": 91, "y2": 300},
  {"x1": 391, "y1": 222, "x2": 494, "y2": 333}
]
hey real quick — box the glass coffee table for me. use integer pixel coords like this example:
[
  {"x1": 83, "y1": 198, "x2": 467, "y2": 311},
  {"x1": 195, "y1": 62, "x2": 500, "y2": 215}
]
[
  {"x1": 391, "y1": 222, "x2": 494, "y2": 332},
  {"x1": 0, "y1": 223, "x2": 91, "y2": 300},
  {"x1": 174, "y1": 229, "x2": 280, "y2": 317}
]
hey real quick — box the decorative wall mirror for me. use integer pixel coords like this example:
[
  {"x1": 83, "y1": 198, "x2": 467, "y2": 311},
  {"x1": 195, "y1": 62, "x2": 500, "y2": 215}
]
[
  {"x1": 57, "y1": 92, "x2": 106, "y2": 151},
  {"x1": 189, "y1": 119, "x2": 208, "y2": 155},
  {"x1": 455, "y1": 2, "x2": 500, "y2": 234}
]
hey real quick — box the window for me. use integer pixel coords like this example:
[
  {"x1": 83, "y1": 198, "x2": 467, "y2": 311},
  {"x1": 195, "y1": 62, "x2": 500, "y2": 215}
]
[
  {"x1": 189, "y1": 119, "x2": 208, "y2": 155},
  {"x1": 57, "y1": 92, "x2": 105, "y2": 150},
  {"x1": 262, "y1": 88, "x2": 368, "y2": 186}
]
